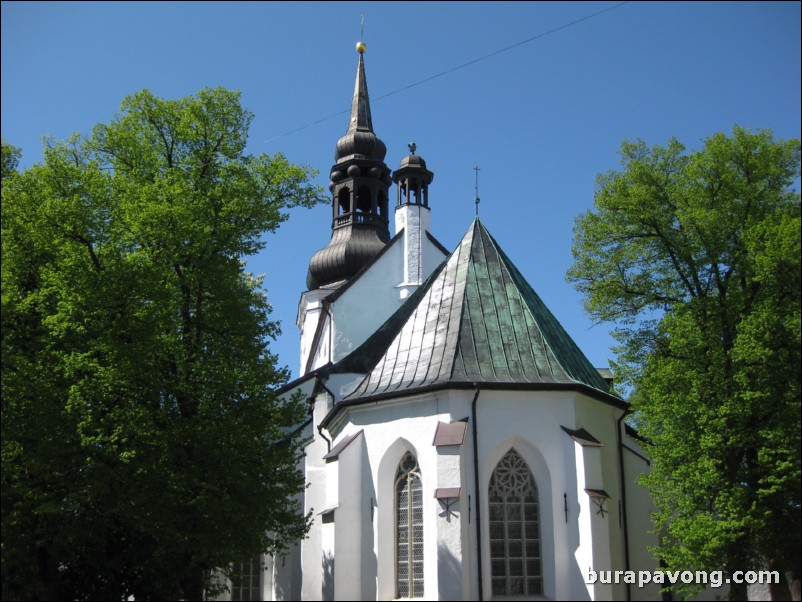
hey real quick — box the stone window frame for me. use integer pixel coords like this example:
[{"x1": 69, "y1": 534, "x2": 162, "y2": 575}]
[{"x1": 488, "y1": 448, "x2": 543, "y2": 597}]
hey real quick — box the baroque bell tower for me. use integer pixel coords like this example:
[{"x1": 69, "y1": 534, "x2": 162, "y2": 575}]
[{"x1": 306, "y1": 42, "x2": 392, "y2": 290}]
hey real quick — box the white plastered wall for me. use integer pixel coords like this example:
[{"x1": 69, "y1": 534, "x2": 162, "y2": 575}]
[
  {"x1": 622, "y1": 434, "x2": 662, "y2": 602},
  {"x1": 325, "y1": 391, "x2": 467, "y2": 601},
  {"x1": 297, "y1": 289, "x2": 330, "y2": 374},
  {"x1": 294, "y1": 385, "x2": 652, "y2": 601},
  {"x1": 474, "y1": 391, "x2": 563, "y2": 601},
  {"x1": 574, "y1": 396, "x2": 627, "y2": 600},
  {"x1": 332, "y1": 432, "x2": 373, "y2": 601},
  {"x1": 394, "y1": 204, "x2": 446, "y2": 299},
  {"x1": 300, "y1": 392, "x2": 332, "y2": 601}
]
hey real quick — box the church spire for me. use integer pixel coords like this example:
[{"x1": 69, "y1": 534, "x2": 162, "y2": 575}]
[
  {"x1": 306, "y1": 43, "x2": 392, "y2": 290},
  {"x1": 334, "y1": 43, "x2": 386, "y2": 163},
  {"x1": 350, "y1": 49, "x2": 372, "y2": 132}
]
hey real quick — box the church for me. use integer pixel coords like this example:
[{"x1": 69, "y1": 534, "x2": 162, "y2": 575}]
[{"x1": 223, "y1": 42, "x2": 660, "y2": 601}]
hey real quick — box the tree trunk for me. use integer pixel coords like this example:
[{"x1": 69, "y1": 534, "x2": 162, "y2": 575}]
[
  {"x1": 785, "y1": 569, "x2": 801, "y2": 602},
  {"x1": 730, "y1": 578, "x2": 748, "y2": 601},
  {"x1": 182, "y1": 564, "x2": 206, "y2": 601},
  {"x1": 766, "y1": 557, "x2": 801, "y2": 601}
]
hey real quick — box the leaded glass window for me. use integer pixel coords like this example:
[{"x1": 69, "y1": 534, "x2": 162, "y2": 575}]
[
  {"x1": 231, "y1": 557, "x2": 261, "y2": 601},
  {"x1": 396, "y1": 452, "x2": 424, "y2": 598},
  {"x1": 489, "y1": 449, "x2": 542, "y2": 597}
]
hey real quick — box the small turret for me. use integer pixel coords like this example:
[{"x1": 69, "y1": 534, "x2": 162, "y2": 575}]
[
  {"x1": 393, "y1": 146, "x2": 435, "y2": 294},
  {"x1": 393, "y1": 145, "x2": 434, "y2": 208}
]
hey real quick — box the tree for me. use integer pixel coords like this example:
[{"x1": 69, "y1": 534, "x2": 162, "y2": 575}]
[
  {"x1": 1, "y1": 88, "x2": 324, "y2": 601},
  {"x1": 568, "y1": 127, "x2": 801, "y2": 600},
  {"x1": 1, "y1": 138, "x2": 21, "y2": 180}
]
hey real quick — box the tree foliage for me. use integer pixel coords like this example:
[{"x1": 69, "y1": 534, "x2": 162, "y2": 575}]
[
  {"x1": 1, "y1": 138, "x2": 21, "y2": 180},
  {"x1": 568, "y1": 127, "x2": 801, "y2": 600},
  {"x1": 1, "y1": 88, "x2": 323, "y2": 600}
]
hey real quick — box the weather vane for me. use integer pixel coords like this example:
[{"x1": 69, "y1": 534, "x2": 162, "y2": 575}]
[
  {"x1": 356, "y1": 14, "x2": 367, "y2": 53},
  {"x1": 474, "y1": 165, "x2": 481, "y2": 216}
]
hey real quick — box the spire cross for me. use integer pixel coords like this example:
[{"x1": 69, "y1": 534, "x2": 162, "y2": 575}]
[
  {"x1": 474, "y1": 165, "x2": 481, "y2": 216},
  {"x1": 360, "y1": 13, "x2": 365, "y2": 42}
]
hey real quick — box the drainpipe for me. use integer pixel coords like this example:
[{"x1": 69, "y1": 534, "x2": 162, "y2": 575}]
[
  {"x1": 317, "y1": 423, "x2": 332, "y2": 454},
  {"x1": 471, "y1": 387, "x2": 484, "y2": 601},
  {"x1": 313, "y1": 376, "x2": 336, "y2": 453},
  {"x1": 617, "y1": 409, "x2": 632, "y2": 601}
]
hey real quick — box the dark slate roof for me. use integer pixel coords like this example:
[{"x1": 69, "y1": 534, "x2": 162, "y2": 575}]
[
  {"x1": 433, "y1": 420, "x2": 468, "y2": 446},
  {"x1": 560, "y1": 426, "x2": 604, "y2": 447},
  {"x1": 334, "y1": 219, "x2": 612, "y2": 399},
  {"x1": 322, "y1": 430, "x2": 363, "y2": 461}
]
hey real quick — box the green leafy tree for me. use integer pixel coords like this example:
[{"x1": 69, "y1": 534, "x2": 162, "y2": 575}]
[
  {"x1": 568, "y1": 127, "x2": 801, "y2": 600},
  {"x1": 1, "y1": 88, "x2": 323, "y2": 601},
  {"x1": 1, "y1": 138, "x2": 21, "y2": 180}
]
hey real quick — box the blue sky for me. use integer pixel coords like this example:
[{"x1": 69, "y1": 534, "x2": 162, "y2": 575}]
[{"x1": 3, "y1": 1, "x2": 800, "y2": 380}]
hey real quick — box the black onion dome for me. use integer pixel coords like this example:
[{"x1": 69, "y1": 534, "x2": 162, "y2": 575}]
[
  {"x1": 306, "y1": 226, "x2": 388, "y2": 290},
  {"x1": 335, "y1": 129, "x2": 387, "y2": 163}
]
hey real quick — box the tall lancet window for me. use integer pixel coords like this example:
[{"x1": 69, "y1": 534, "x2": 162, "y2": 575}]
[
  {"x1": 488, "y1": 449, "x2": 542, "y2": 596},
  {"x1": 396, "y1": 452, "x2": 424, "y2": 598}
]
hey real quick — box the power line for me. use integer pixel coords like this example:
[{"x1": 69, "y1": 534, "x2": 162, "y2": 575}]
[{"x1": 265, "y1": 2, "x2": 630, "y2": 144}]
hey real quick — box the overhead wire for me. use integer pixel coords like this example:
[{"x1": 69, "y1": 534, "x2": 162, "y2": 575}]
[{"x1": 265, "y1": 1, "x2": 630, "y2": 144}]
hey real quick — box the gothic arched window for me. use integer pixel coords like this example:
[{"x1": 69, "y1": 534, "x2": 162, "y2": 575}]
[
  {"x1": 396, "y1": 452, "x2": 423, "y2": 598},
  {"x1": 488, "y1": 449, "x2": 542, "y2": 596}
]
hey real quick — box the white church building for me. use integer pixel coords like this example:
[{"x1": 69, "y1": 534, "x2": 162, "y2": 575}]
[{"x1": 222, "y1": 44, "x2": 661, "y2": 601}]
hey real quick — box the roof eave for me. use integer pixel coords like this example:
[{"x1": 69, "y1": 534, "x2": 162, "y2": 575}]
[
  {"x1": 320, "y1": 380, "x2": 628, "y2": 429},
  {"x1": 275, "y1": 362, "x2": 335, "y2": 397}
]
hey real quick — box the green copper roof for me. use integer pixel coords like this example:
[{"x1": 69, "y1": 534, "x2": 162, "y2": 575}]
[{"x1": 336, "y1": 219, "x2": 611, "y2": 399}]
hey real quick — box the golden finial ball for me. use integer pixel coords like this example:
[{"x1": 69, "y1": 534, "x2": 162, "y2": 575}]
[{"x1": 356, "y1": 41, "x2": 367, "y2": 54}]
